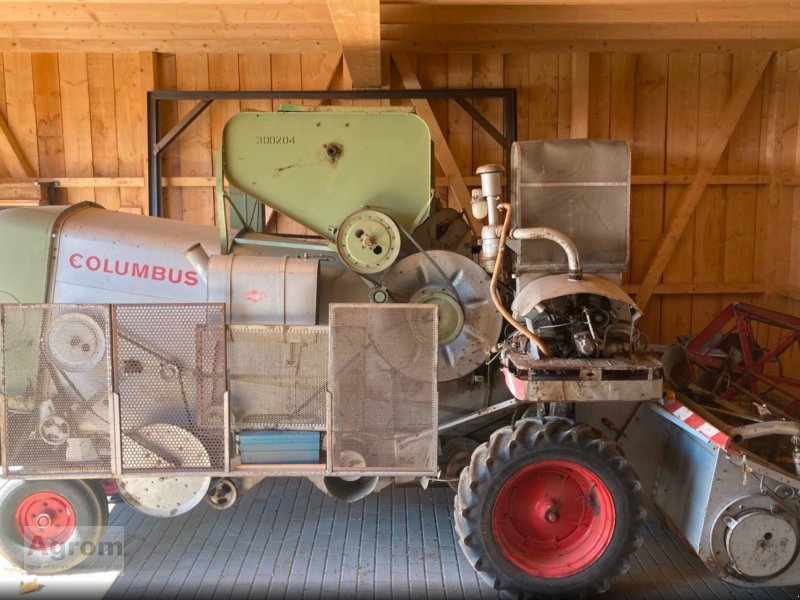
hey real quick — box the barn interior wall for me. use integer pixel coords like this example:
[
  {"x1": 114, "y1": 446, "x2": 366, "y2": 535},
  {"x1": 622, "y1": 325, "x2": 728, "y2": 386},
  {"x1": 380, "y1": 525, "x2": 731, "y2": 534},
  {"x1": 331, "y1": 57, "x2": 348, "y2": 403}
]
[{"x1": 1, "y1": 50, "x2": 799, "y2": 352}]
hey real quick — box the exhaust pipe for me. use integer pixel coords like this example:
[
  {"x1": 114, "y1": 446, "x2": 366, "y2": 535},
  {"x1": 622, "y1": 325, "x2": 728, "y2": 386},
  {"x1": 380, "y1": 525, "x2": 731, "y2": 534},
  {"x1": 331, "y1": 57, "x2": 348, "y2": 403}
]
[{"x1": 183, "y1": 243, "x2": 210, "y2": 283}]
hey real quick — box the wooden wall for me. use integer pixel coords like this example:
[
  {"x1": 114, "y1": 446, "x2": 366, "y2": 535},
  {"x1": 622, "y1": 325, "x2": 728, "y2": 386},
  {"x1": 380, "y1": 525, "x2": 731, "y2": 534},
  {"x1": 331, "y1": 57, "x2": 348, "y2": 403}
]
[{"x1": 1, "y1": 49, "x2": 799, "y2": 351}]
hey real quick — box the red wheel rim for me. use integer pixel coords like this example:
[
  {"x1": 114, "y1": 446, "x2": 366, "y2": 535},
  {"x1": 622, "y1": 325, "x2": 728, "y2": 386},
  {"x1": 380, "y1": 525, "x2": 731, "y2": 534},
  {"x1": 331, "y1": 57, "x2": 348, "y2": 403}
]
[
  {"x1": 491, "y1": 459, "x2": 615, "y2": 578},
  {"x1": 14, "y1": 492, "x2": 76, "y2": 550}
]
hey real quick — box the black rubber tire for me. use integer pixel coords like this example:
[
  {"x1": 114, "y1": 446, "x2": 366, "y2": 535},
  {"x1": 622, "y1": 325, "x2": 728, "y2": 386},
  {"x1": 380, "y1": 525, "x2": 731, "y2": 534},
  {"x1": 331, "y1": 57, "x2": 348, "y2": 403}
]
[
  {"x1": 0, "y1": 479, "x2": 107, "y2": 574},
  {"x1": 84, "y1": 480, "x2": 110, "y2": 526},
  {"x1": 454, "y1": 418, "x2": 645, "y2": 598}
]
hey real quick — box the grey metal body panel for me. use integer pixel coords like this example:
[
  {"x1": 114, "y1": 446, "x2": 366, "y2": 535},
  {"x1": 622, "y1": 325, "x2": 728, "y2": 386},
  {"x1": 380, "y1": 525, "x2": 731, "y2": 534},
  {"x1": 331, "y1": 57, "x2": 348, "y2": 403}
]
[
  {"x1": 510, "y1": 139, "x2": 630, "y2": 274},
  {"x1": 579, "y1": 401, "x2": 800, "y2": 586},
  {"x1": 207, "y1": 254, "x2": 318, "y2": 325},
  {"x1": 0, "y1": 204, "x2": 86, "y2": 303},
  {"x1": 53, "y1": 207, "x2": 219, "y2": 304},
  {"x1": 512, "y1": 272, "x2": 640, "y2": 318}
]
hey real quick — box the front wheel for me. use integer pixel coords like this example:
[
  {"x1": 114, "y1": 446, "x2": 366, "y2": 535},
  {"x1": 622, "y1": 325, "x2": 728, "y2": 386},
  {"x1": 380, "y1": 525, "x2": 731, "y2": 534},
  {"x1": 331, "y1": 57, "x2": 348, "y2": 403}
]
[
  {"x1": 0, "y1": 479, "x2": 108, "y2": 574},
  {"x1": 455, "y1": 418, "x2": 644, "y2": 598}
]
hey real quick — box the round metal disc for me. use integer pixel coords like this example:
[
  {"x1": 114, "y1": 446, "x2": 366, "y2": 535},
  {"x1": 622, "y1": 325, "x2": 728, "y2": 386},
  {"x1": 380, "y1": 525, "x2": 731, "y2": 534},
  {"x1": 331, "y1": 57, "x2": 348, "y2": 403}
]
[
  {"x1": 117, "y1": 423, "x2": 211, "y2": 518},
  {"x1": 725, "y1": 511, "x2": 797, "y2": 578},
  {"x1": 381, "y1": 250, "x2": 502, "y2": 382},
  {"x1": 336, "y1": 209, "x2": 402, "y2": 274},
  {"x1": 44, "y1": 312, "x2": 106, "y2": 373}
]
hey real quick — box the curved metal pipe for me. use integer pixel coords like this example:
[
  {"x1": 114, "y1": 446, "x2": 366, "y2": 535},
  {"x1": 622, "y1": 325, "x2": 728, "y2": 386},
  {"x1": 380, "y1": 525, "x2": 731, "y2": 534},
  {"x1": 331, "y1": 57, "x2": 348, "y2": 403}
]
[
  {"x1": 491, "y1": 204, "x2": 550, "y2": 356},
  {"x1": 504, "y1": 226, "x2": 583, "y2": 280},
  {"x1": 184, "y1": 243, "x2": 210, "y2": 283},
  {"x1": 730, "y1": 421, "x2": 800, "y2": 443}
]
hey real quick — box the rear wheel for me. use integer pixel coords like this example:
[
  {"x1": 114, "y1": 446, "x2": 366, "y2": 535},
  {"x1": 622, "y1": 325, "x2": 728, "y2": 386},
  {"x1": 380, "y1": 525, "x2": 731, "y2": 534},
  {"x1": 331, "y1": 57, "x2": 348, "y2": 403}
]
[
  {"x1": 455, "y1": 418, "x2": 644, "y2": 597},
  {"x1": 0, "y1": 480, "x2": 108, "y2": 574}
]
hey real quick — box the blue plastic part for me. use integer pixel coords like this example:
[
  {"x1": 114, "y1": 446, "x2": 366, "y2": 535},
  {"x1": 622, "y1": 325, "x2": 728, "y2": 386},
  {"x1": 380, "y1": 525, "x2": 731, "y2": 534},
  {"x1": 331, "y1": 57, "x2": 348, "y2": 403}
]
[{"x1": 239, "y1": 431, "x2": 321, "y2": 464}]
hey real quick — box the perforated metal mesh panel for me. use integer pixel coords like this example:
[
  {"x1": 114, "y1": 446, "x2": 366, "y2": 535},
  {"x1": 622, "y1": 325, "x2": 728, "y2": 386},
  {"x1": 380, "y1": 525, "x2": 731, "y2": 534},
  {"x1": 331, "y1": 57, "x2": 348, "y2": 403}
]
[
  {"x1": 329, "y1": 304, "x2": 437, "y2": 474},
  {"x1": 228, "y1": 326, "x2": 327, "y2": 430},
  {"x1": 512, "y1": 139, "x2": 630, "y2": 273},
  {"x1": 0, "y1": 304, "x2": 113, "y2": 476},
  {"x1": 112, "y1": 304, "x2": 226, "y2": 473}
]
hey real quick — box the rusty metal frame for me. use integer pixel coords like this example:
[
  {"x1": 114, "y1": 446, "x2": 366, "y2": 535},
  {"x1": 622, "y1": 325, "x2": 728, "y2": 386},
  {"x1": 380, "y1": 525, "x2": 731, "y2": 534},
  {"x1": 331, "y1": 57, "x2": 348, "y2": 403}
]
[{"x1": 147, "y1": 88, "x2": 517, "y2": 217}]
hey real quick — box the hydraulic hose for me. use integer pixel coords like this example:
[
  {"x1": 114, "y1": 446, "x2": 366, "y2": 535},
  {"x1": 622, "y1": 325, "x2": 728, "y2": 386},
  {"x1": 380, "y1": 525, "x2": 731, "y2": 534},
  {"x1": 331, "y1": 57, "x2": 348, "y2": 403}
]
[{"x1": 491, "y1": 203, "x2": 550, "y2": 356}]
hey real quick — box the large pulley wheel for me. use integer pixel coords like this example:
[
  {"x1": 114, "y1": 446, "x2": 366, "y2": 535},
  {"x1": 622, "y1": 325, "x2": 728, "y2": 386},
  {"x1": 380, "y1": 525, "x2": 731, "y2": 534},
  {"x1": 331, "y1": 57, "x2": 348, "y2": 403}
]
[
  {"x1": 381, "y1": 250, "x2": 502, "y2": 382},
  {"x1": 454, "y1": 418, "x2": 644, "y2": 597},
  {"x1": 0, "y1": 479, "x2": 108, "y2": 574}
]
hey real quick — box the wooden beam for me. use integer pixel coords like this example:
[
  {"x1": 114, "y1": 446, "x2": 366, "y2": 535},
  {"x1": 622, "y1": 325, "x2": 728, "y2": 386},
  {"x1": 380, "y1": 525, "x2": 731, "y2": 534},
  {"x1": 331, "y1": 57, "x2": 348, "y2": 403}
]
[
  {"x1": 391, "y1": 52, "x2": 482, "y2": 236},
  {"x1": 636, "y1": 52, "x2": 772, "y2": 313},
  {"x1": 326, "y1": 0, "x2": 381, "y2": 88},
  {"x1": 570, "y1": 53, "x2": 589, "y2": 139},
  {"x1": 0, "y1": 112, "x2": 35, "y2": 178},
  {"x1": 624, "y1": 282, "x2": 765, "y2": 296},
  {"x1": 139, "y1": 51, "x2": 157, "y2": 215}
]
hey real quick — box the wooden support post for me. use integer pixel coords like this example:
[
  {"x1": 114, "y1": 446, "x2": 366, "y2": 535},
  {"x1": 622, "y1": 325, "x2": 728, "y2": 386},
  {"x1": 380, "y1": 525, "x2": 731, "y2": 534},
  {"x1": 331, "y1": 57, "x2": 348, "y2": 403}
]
[
  {"x1": 570, "y1": 52, "x2": 590, "y2": 138},
  {"x1": 392, "y1": 52, "x2": 482, "y2": 236},
  {"x1": 0, "y1": 112, "x2": 35, "y2": 178},
  {"x1": 326, "y1": 0, "x2": 381, "y2": 88},
  {"x1": 636, "y1": 52, "x2": 772, "y2": 313}
]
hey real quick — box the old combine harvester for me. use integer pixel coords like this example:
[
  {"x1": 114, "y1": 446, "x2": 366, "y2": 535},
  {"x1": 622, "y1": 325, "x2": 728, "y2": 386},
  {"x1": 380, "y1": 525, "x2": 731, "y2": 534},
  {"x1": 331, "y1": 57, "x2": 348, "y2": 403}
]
[{"x1": 0, "y1": 106, "x2": 798, "y2": 596}]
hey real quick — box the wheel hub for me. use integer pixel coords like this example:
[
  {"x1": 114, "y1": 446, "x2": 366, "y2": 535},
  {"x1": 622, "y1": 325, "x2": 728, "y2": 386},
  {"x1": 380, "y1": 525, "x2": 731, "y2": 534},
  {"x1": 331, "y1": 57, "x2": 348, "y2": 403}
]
[
  {"x1": 491, "y1": 459, "x2": 616, "y2": 578},
  {"x1": 15, "y1": 492, "x2": 76, "y2": 549}
]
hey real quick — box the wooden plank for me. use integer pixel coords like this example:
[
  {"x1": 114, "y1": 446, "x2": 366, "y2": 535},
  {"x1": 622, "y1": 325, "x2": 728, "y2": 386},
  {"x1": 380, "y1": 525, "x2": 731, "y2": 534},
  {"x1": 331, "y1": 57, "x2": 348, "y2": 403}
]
[
  {"x1": 58, "y1": 53, "x2": 94, "y2": 204},
  {"x1": 609, "y1": 53, "x2": 637, "y2": 284},
  {"x1": 176, "y1": 54, "x2": 213, "y2": 225},
  {"x1": 31, "y1": 52, "x2": 65, "y2": 203},
  {"x1": 570, "y1": 52, "x2": 589, "y2": 138},
  {"x1": 447, "y1": 53, "x2": 472, "y2": 211},
  {"x1": 588, "y1": 53, "x2": 611, "y2": 140},
  {"x1": 156, "y1": 53, "x2": 181, "y2": 218},
  {"x1": 630, "y1": 53, "x2": 668, "y2": 342},
  {"x1": 529, "y1": 54, "x2": 559, "y2": 140},
  {"x1": 0, "y1": 54, "x2": 8, "y2": 179},
  {"x1": 659, "y1": 53, "x2": 700, "y2": 345},
  {"x1": 419, "y1": 53, "x2": 449, "y2": 184},
  {"x1": 325, "y1": 0, "x2": 381, "y2": 88},
  {"x1": 238, "y1": 54, "x2": 272, "y2": 112},
  {"x1": 113, "y1": 53, "x2": 145, "y2": 212},
  {"x1": 503, "y1": 55, "x2": 529, "y2": 144},
  {"x1": 4, "y1": 53, "x2": 39, "y2": 177},
  {"x1": 301, "y1": 52, "x2": 342, "y2": 106},
  {"x1": 725, "y1": 53, "x2": 764, "y2": 309},
  {"x1": 0, "y1": 38, "x2": 342, "y2": 54},
  {"x1": 636, "y1": 52, "x2": 771, "y2": 314},
  {"x1": 557, "y1": 54, "x2": 571, "y2": 139},
  {"x1": 690, "y1": 53, "x2": 731, "y2": 333},
  {"x1": 393, "y1": 52, "x2": 481, "y2": 235},
  {"x1": 472, "y1": 54, "x2": 504, "y2": 169},
  {"x1": 87, "y1": 53, "x2": 121, "y2": 210}
]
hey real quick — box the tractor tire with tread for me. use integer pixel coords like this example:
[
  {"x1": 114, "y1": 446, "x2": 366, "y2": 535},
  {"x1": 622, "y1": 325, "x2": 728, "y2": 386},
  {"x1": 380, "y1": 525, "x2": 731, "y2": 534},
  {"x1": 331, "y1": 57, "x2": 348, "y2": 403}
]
[{"x1": 454, "y1": 417, "x2": 645, "y2": 598}]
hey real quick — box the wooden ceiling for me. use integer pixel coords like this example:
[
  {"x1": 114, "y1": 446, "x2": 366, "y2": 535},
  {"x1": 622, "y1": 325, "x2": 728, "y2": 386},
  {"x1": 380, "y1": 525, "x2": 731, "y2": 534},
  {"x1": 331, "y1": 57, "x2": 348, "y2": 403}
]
[{"x1": 2, "y1": 1, "x2": 800, "y2": 87}]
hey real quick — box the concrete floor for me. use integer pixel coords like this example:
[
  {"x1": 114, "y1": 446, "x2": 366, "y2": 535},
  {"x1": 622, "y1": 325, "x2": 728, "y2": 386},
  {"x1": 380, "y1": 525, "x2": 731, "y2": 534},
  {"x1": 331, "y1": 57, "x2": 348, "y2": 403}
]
[{"x1": 2, "y1": 478, "x2": 800, "y2": 599}]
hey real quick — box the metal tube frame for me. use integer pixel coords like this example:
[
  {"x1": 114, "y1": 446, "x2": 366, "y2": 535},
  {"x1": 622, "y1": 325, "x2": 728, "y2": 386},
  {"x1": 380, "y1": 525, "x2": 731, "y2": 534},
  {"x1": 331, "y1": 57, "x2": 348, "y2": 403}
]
[{"x1": 147, "y1": 88, "x2": 517, "y2": 218}]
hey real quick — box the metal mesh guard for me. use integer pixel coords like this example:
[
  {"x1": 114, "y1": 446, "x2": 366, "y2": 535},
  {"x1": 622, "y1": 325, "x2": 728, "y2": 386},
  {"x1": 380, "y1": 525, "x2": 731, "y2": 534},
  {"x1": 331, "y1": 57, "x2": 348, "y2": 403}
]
[
  {"x1": 329, "y1": 303, "x2": 438, "y2": 474},
  {"x1": 112, "y1": 304, "x2": 226, "y2": 473},
  {"x1": 228, "y1": 325, "x2": 327, "y2": 430},
  {"x1": 1, "y1": 304, "x2": 113, "y2": 476}
]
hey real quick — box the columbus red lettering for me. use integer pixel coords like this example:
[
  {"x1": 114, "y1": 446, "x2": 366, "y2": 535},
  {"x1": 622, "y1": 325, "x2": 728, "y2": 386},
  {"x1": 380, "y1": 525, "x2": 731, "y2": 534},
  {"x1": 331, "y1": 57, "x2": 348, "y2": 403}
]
[
  {"x1": 67, "y1": 253, "x2": 199, "y2": 287},
  {"x1": 86, "y1": 256, "x2": 101, "y2": 271}
]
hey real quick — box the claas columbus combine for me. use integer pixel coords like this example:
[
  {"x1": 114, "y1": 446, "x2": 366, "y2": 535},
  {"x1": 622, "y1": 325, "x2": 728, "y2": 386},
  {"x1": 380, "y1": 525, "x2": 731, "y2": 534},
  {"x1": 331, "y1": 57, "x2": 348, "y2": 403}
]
[{"x1": 0, "y1": 106, "x2": 799, "y2": 596}]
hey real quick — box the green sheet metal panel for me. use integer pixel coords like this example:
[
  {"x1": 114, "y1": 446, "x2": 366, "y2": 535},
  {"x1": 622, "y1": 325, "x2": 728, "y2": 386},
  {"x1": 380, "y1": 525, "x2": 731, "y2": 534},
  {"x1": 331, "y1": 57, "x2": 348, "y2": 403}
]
[
  {"x1": 221, "y1": 110, "x2": 433, "y2": 239},
  {"x1": 0, "y1": 206, "x2": 70, "y2": 303}
]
